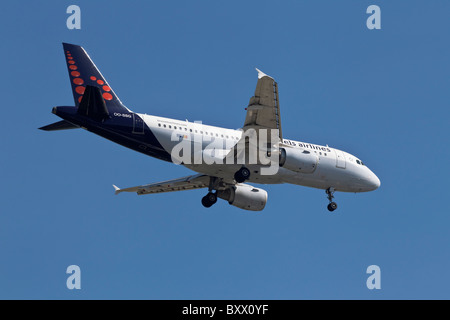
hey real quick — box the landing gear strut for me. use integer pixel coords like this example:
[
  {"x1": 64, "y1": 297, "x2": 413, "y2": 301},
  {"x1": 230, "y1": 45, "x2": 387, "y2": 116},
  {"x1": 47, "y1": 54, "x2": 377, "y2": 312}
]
[
  {"x1": 234, "y1": 167, "x2": 250, "y2": 183},
  {"x1": 326, "y1": 187, "x2": 338, "y2": 212}
]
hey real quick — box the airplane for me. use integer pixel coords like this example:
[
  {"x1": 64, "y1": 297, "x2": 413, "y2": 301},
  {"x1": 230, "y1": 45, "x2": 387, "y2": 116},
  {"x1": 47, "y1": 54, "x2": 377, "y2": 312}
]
[{"x1": 40, "y1": 43, "x2": 380, "y2": 212}]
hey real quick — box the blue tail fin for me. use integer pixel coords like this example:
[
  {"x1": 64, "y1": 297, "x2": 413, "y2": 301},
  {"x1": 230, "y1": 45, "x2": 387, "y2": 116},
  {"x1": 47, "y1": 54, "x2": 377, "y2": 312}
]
[{"x1": 62, "y1": 43, "x2": 130, "y2": 114}]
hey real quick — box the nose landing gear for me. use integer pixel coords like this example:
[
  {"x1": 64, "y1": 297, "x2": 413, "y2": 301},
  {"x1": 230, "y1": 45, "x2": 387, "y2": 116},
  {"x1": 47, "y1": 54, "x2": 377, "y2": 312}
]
[{"x1": 326, "y1": 187, "x2": 338, "y2": 212}]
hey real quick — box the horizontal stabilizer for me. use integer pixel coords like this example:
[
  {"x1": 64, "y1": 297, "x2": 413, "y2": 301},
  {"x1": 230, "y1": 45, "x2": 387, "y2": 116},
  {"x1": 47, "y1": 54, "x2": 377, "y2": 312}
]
[{"x1": 39, "y1": 120, "x2": 79, "y2": 131}]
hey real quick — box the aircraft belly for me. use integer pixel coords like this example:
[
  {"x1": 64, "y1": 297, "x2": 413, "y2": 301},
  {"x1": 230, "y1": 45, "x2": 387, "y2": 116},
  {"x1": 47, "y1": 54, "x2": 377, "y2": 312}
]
[{"x1": 184, "y1": 163, "x2": 284, "y2": 184}]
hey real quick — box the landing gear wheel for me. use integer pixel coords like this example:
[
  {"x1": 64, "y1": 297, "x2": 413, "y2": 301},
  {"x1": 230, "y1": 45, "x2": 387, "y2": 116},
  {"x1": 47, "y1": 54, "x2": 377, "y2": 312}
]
[
  {"x1": 201, "y1": 192, "x2": 217, "y2": 208},
  {"x1": 327, "y1": 202, "x2": 337, "y2": 212},
  {"x1": 207, "y1": 192, "x2": 217, "y2": 204},
  {"x1": 234, "y1": 167, "x2": 250, "y2": 183}
]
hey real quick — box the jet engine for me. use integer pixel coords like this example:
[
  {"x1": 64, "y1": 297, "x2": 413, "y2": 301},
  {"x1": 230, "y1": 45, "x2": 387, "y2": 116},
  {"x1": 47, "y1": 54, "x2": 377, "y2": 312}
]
[
  {"x1": 279, "y1": 147, "x2": 318, "y2": 173},
  {"x1": 217, "y1": 184, "x2": 268, "y2": 211}
]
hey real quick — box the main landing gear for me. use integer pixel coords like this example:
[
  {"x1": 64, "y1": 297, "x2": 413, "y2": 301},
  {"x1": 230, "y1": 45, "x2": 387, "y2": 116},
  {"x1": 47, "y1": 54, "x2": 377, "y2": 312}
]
[
  {"x1": 201, "y1": 192, "x2": 217, "y2": 208},
  {"x1": 201, "y1": 169, "x2": 251, "y2": 209},
  {"x1": 202, "y1": 176, "x2": 219, "y2": 208},
  {"x1": 234, "y1": 166, "x2": 250, "y2": 183},
  {"x1": 326, "y1": 187, "x2": 338, "y2": 212}
]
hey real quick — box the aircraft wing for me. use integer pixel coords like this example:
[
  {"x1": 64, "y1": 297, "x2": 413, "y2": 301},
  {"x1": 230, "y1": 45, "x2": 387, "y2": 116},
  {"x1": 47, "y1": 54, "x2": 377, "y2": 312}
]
[
  {"x1": 113, "y1": 174, "x2": 210, "y2": 195},
  {"x1": 243, "y1": 68, "x2": 283, "y2": 141},
  {"x1": 226, "y1": 69, "x2": 283, "y2": 164}
]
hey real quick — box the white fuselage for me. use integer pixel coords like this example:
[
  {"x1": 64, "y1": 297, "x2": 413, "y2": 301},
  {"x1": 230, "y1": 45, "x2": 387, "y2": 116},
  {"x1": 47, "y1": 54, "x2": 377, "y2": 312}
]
[{"x1": 142, "y1": 114, "x2": 380, "y2": 193}]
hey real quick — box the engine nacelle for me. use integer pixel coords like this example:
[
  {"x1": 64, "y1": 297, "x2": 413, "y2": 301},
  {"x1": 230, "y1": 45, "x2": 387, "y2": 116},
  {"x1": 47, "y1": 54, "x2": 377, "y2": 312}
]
[
  {"x1": 279, "y1": 147, "x2": 318, "y2": 173},
  {"x1": 217, "y1": 184, "x2": 268, "y2": 211}
]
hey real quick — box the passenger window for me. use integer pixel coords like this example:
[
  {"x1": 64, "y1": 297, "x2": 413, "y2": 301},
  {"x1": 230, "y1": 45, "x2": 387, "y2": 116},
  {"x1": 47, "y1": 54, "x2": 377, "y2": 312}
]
[
  {"x1": 163, "y1": 124, "x2": 166, "y2": 128},
  {"x1": 158, "y1": 123, "x2": 161, "y2": 127}
]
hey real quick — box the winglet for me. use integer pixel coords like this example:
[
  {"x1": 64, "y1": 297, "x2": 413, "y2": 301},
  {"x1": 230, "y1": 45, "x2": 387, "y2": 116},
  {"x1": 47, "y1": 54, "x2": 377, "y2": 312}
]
[
  {"x1": 255, "y1": 68, "x2": 273, "y2": 80},
  {"x1": 113, "y1": 185, "x2": 121, "y2": 195}
]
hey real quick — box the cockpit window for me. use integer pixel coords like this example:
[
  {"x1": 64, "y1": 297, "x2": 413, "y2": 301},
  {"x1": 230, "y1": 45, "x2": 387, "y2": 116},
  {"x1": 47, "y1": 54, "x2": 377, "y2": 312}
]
[{"x1": 356, "y1": 160, "x2": 361, "y2": 165}]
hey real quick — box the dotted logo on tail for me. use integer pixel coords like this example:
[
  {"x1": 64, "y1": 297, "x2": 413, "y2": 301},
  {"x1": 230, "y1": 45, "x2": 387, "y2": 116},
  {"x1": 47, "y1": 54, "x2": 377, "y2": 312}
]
[{"x1": 66, "y1": 51, "x2": 113, "y2": 103}]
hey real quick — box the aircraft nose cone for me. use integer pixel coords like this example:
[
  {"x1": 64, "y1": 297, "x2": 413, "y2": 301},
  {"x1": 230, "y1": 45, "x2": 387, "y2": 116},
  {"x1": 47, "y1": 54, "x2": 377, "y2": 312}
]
[{"x1": 368, "y1": 172, "x2": 381, "y2": 191}]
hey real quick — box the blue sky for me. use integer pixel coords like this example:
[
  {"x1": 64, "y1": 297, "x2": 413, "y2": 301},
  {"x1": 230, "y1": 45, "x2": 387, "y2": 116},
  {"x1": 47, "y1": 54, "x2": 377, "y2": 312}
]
[{"x1": 0, "y1": 0, "x2": 449, "y2": 299}]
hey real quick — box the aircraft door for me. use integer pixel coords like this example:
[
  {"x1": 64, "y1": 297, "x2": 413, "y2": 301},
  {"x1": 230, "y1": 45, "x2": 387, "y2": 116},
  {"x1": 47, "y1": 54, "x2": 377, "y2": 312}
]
[
  {"x1": 334, "y1": 149, "x2": 346, "y2": 169},
  {"x1": 133, "y1": 113, "x2": 145, "y2": 134}
]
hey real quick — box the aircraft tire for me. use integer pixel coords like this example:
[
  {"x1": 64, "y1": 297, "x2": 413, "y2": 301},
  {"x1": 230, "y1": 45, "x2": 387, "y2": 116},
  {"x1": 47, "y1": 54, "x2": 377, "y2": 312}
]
[
  {"x1": 234, "y1": 167, "x2": 250, "y2": 183},
  {"x1": 327, "y1": 202, "x2": 338, "y2": 212},
  {"x1": 202, "y1": 192, "x2": 217, "y2": 208}
]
